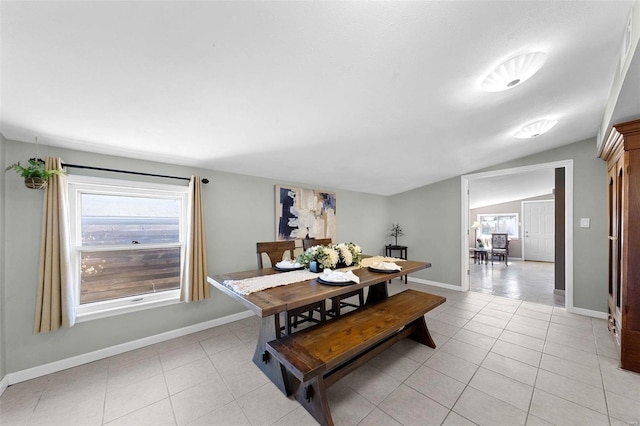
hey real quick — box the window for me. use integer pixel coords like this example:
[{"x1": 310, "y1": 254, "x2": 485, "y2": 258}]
[
  {"x1": 477, "y1": 213, "x2": 519, "y2": 239},
  {"x1": 68, "y1": 176, "x2": 188, "y2": 320}
]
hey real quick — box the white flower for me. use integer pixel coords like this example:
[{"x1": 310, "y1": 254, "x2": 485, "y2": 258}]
[
  {"x1": 337, "y1": 243, "x2": 353, "y2": 265},
  {"x1": 324, "y1": 248, "x2": 339, "y2": 268}
]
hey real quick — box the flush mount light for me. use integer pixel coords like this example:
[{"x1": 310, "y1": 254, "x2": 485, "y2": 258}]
[
  {"x1": 481, "y1": 52, "x2": 547, "y2": 92},
  {"x1": 513, "y1": 119, "x2": 558, "y2": 139}
]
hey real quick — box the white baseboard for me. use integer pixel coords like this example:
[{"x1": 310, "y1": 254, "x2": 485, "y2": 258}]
[
  {"x1": 569, "y1": 306, "x2": 608, "y2": 319},
  {"x1": 0, "y1": 374, "x2": 8, "y2": 396},
  {"x1": 409, "y1": 277, "x2": 464, "y2": 292},
  {"x1": 408, "y1": 278, "x2": 608, "y2": 320},
  {"x1": 3, "y1": 310, "x2": 254, "y2": 391}
]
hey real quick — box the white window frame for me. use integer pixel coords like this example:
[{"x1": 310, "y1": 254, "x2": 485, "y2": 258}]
[
  {"x1": 477, "y1": 213, "x2": 520, "y2": 240},
  {"x1": 67, "y1": 175, "x2": 189, "y2": 322}
]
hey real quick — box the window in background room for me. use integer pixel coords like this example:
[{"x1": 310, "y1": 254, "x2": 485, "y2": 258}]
[
  {"x1": 477, "y1": 213, "x2": 519, "y2": 240},
  {"x1": 68, "y1": 176, "x2": 188, "y2": 320}
]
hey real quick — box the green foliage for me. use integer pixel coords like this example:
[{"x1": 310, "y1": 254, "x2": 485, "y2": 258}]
[
  {"x1": 5, "y1": 158, "x2": 64, "y2": 179},
  {"x1": 297, "y1": 242, "x2": 362, "y2": 269}
]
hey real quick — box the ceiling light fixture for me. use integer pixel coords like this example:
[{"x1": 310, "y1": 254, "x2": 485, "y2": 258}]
[
  {"x1": 481, "y1": 52, "x2": 547, "y2": 92},
  {"x1": 513, "y1": 119, "x2": 558, "y2": 139}
]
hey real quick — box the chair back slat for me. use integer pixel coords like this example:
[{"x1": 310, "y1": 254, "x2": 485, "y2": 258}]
[
  {"x1": 302, "y1": 238, "x2": 333, "y2": 251},
  {"x1": 257, "y1": 241, "x2": 297, "y2": 268}
]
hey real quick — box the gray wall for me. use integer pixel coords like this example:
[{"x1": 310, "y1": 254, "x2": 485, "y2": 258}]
[
  {"x1": 389, "y1": 176, "x2": 462, "y2": 287},
  {"x1": 470, "y1": 194, "x2": 554, "y2": 258},
  {"x1": 2, "y1": 139, "x2": 389, "y2": 373},
  {"x1": 0, "y1": 135, "x2": 608, "y2": 376},
  {"x1": 389, "y1": 138, "x2": 608, "y2": 312}
]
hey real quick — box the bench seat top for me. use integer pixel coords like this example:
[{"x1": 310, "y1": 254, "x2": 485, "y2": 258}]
[{"x1": 266, "y1": 289, "x2": 445, "y2": 381}]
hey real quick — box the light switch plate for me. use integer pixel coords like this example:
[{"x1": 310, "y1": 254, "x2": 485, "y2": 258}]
[{"x1": 580, "y1": 218, "x2": 590, "y2": 228}]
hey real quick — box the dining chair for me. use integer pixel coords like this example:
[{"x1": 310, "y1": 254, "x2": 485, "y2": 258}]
[
  {"x1": 301, "y1": 238, "x2": 365, "y2": 318},
  {"x1": 490, "y1": 233, "x2": 509, "y2": 266},
  {"x1": 256, "y1": 241, "x2": 326, "y2": 334},
  {"x1": 256, "y1": 240, "x2": 297, "y2": 269},
  {"x1": 302, "y1": 238, "x2": 333, "y2": 250}
]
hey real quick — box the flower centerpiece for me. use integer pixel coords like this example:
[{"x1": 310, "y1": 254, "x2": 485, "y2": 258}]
[
  {"x1": 335, "y1": 242, "x2": 362, "y2": 267},
  {"x1": 297, "y1": 242, "x2": 362, "y2": 272}
]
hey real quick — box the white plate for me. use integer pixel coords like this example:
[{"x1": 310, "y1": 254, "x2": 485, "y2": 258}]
[
  {"x1": 274, "y1": 265, "x2": 304, "y2": 272},
  {"x1": 317, "y1": 276, "x2": 355, "y2": 286}
]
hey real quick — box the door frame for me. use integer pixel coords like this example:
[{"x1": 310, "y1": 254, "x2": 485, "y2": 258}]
[
  {"x1": 460, "y1": 160, "x2": 574, "y2": 311},
  {"x1": 521, "y1": 199, "x2": 555, "y2": 262}
]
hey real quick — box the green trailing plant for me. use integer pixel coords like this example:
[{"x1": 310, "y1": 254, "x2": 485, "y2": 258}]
[{"x1": 5, "y1": 158, "x2": 64, "y2": 179}]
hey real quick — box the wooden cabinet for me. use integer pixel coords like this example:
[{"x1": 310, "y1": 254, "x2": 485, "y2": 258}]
[{"x1": 601, "y1": 118, "x2": 640, "y2": 373}]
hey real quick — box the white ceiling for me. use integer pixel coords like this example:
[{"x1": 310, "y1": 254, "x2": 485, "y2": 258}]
[
  {"x1": 469, "y1": 169, "x2": 555, "y2": 210},
  {"x1": 1, "y1": 1, "x2": 637, "y2": 196}
]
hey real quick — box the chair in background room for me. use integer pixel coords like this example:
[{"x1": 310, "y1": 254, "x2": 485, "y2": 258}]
[
  {"x1": 490, "y1": 233, "x2": 509, "y2": 266},
  {"x1": 256, "y1": 241, "x2": 326, "y2": 334}
]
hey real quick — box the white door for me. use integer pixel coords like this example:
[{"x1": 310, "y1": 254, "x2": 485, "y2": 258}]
[{"x1": 523, "y1": 201, "x2": 555, "y2": 262}]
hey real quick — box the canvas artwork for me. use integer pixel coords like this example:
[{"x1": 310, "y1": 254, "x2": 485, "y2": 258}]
[{"x1": 275, "y1": 185, "x2": 336, "y2": 241}]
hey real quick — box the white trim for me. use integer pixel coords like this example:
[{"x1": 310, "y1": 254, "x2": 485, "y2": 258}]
[
  {"x1": 75, "y1": 292, "x2": 181, "y2": 322},
  {"x1": 0, "y1": 375, "x2": 8, "y2": 396},
  {"x1": 410, "y1": 277, "x2": 604, "y2": 319},
  {"x1": 461, "y1": 160, "x2": 574, "y2": 311},
  {"x1": 2, "y1": 310, "x2": 254, "y2": 388},
  {"x1": 67, "y1": 175, "x2": 189, "y2": 318},
  {"x1": 461, "y1": 176, "x2": 470, "y2": 291},
  {"x1": 570, "y1": 307, "x2": 608, "y2": 319},
  {"x1": 409, "y1": 277, "x2": 465, "y2": 292},
  {"x1": 565, "y1": 161, "x2": 574, "y2": 312}
]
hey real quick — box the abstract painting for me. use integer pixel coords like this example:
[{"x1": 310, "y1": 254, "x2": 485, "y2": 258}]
[{"x1": 275, "y1": 185, "x2": 336, "y2": 241}]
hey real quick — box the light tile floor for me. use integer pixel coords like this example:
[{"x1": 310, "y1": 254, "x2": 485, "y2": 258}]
[
  {"x1": 1, "y1": 280, "x2": 639, "y2": 425},
  {"x1": 470, "y1": 259, "x2": 565, "y2": 307}
]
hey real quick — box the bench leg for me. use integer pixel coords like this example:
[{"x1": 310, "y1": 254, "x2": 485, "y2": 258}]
[
  {"x1": 286, "y1": 374, "x2": 334, "y2": 426},
  {"x1": 407, "y1": 316, "x2": 437, "y2": 349}
]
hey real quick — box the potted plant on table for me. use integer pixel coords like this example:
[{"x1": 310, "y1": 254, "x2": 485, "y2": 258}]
[{"x1": 5, "y1": 158, "x2": 64, "y2": 189}]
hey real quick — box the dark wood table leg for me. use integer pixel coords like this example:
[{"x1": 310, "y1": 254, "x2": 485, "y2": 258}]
[
  {"x1": 404, "y1": 248, "x2": 408, "y2": 283},
  {"x1": 252, "y1": 315, "x2": 288, "y2": 395},
  {"x1": 366, "y1": 282, "x2": 389, "y2": 304}
]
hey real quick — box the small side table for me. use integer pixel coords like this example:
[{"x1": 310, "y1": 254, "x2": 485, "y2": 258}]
[
  {"x1": 385, "y1": 245, "x2": 408, "y2": 283},
  {"x1": 472, "y1": 249, "x2": 487, "y2": 264}
]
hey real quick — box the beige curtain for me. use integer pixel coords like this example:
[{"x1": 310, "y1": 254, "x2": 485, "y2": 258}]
[
  {"x1": 180, "y1": 176, "x2": 210, "y2": 302},
  {"x1": 34, "y1": 157, "x2": 75, "y2": 333}
]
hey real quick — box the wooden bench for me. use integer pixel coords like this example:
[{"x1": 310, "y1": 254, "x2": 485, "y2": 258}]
[{"x1": 265, "y1": 289, "x2": 446, "y2": 426}]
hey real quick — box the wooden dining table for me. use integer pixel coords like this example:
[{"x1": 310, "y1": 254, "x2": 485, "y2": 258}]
[{"x1": 208, "y1": 259, "x2": 432, "y2": 394}]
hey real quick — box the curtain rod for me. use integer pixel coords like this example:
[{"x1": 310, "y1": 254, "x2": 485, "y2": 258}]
[{"x1": 60, "y1": 163, "x2": 209, "y2": 184}]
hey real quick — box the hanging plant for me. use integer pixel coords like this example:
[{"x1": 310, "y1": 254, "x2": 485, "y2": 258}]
[{"x1": 5, "y1": 158, "x2": 65, "y2": 189}]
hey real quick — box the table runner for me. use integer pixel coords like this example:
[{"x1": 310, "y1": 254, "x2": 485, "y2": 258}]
[{"x1": 222, "y1": 256, "x2": 405, "y2": 295}]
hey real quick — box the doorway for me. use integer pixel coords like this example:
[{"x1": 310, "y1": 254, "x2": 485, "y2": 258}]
[{"x1": 461, "y1": 160, "x2": 574, "y2": 310}]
